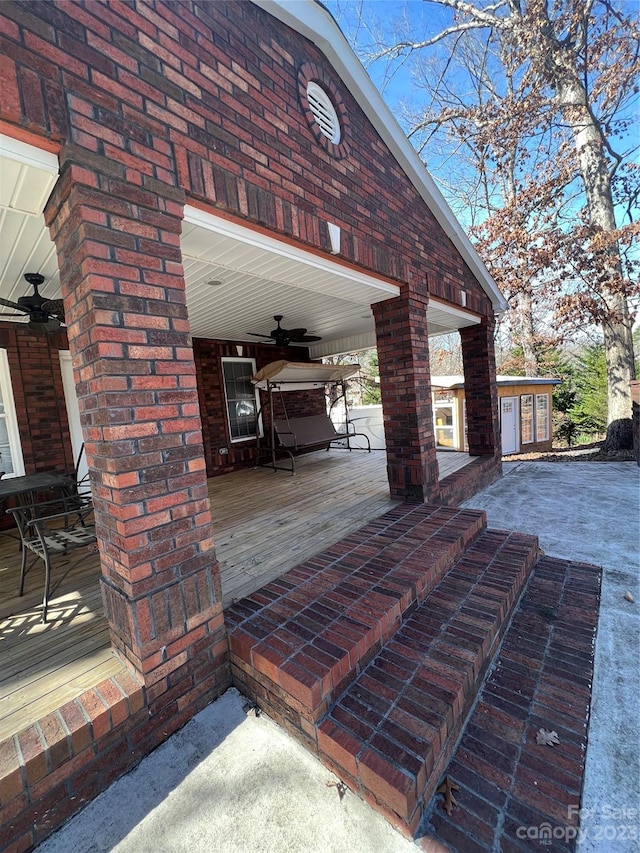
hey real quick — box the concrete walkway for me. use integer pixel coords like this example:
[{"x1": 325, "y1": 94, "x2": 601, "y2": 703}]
[
  {"x1": 462, "y1": 461, "x2": 640, "y2": 852},
  {"x1": 36, "y1": 461, "x2": 639, "y2": 853}
]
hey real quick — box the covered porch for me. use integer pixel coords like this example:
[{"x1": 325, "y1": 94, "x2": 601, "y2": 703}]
[{"x1": 0, "y1": 449, "x2": 474, "y2": 742}]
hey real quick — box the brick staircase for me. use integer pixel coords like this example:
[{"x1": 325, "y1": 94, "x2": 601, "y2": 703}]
[{"x1": 226, "y1": 502, "x2": 541, "y2": 836}]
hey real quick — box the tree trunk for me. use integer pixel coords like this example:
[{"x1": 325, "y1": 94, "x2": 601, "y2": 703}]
[
  {"x1": 603, "y1": 301, "x2": 636, "y2": 421},
  {"x1": 554, "y1": 74, "x2": 636, "y2": 429},
  {"x1": 517, "y1": 289, "x2": 538, "y2": 376},
  {"x1": 603, "y1": 418, "x2": 633, "y2": 452}
]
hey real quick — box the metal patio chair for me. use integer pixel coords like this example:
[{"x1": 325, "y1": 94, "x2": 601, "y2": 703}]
[{"x1": 8, "y1": 493, "x2": 96, "y2": 622}]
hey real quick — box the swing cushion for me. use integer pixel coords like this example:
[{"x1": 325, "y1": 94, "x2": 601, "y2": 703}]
[{"x1": 272, "y1": 415, "x2": 349, "y2": 450}]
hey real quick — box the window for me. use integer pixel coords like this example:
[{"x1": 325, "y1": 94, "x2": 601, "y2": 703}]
[
  {"x1": 520, "y1": 394, "x2": 534, "y2": 444},
  {"x1": 221, "y1": 358, "x2": 262, "y2": 442},
  {"x1": 433, "y1": 397, "x2": 458, "y2": 449},
  {"x1": 536, "y1": 394, "x2": 550, "y2": 441},
  {"x1": 0, "y1": 350, "x2": 24, "y2": 476}
]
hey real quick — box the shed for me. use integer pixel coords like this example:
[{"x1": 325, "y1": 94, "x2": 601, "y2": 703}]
[{"x1": 432, "y1": 375, "x2": 562, "y2": 455}]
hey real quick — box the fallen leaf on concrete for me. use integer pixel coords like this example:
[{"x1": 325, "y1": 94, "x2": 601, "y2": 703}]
[
  {"x1": 536, "y1": 728, "x2": 560, "y2": 746},
  {"x1": 624, "y1": 591, "x2": 635, "y2": 603},
  {"x1": 326, "y1": 780, "x2": 347, "y2": 801},
  {"x1": 436, "y1": 776, "x2": 460, "y2": 815}
]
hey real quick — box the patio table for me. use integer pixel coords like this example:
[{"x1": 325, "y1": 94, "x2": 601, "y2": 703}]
[
  {"x1": 0, "y1": 473, "x2": 72, "y2": 545},
  {"x1": 0, "y1": 472, "x2": 70, "y2": 503}
]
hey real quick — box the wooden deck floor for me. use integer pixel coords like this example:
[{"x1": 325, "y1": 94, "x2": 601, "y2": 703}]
[{"x1": 0, "y1": 449, "x2": 473, "y2": 741}]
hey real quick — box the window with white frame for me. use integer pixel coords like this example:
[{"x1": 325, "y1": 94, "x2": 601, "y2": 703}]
[
  {"x1": 221, "y1": 358, "x2": 262, "y2": 442},
  {"x1": 535, "y1": 393, "x2": 550, "y2": 442},
  {"x1": 0, "y1": 350, "x2": 25, "y2": 477},
  {"x1": 521, "y1": 394, "x2": 534, "y2": 444}
]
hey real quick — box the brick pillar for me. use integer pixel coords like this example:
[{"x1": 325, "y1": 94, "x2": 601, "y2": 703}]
[
  {"x1": 460, "y1": 317, "x2": 501, "y2": 456},
  {"x1": 44, "y1": 152, "x2": 230, "y2": 715},
  {"x1": 373, "y1": 290, "x2": 439, "y2": 502}
]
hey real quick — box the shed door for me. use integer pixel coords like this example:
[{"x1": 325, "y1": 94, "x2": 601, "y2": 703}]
[{"x1": 500, "y1": 396, "x2": 519, "y2": 455}]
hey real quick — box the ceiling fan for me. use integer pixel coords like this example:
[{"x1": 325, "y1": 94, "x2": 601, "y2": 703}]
[
  {"x1": 248, "y1": 315, "x2": 322, "y2": 346},
  {"x1": 0, "y1": 273, "x2": 65, "y2": 332}
]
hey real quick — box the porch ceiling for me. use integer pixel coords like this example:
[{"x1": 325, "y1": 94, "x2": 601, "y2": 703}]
[{"x1": 0, "y1": 137, "x2": 480, "y2": 357}]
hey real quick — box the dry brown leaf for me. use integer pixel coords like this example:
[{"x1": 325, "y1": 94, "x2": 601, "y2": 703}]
[
  {"x1": 437, "y1": 776, "x2": 460, "y2": 815},
  {"x1": 326, "y1": 780, "x2": 347, "y2": 801},
  {"x1": 536, "y1": 728, "x2": 560, "y2": 746}
]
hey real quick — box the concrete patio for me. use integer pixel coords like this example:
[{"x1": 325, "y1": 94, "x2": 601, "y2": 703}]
[{"x1": 33, "y1": 460, "x2": 639, "y2": 853}]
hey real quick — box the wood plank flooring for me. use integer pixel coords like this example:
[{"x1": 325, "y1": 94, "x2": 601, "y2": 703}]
[{"x1": 0, "y1": 449, "x2": 473, "y2": 741}]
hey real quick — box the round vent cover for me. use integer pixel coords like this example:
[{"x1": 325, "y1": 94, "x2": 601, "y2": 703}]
[{"x1": 306, "y1": 81, "x2": 341, "y2": 144}]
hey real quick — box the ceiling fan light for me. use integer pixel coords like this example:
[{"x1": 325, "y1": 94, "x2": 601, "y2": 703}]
[{"x1": 28, "y1": 318, "x2": 60, "y2": 333}]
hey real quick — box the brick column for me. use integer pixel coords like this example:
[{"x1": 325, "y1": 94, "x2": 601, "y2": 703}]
[
  {"x1": 373, "y1": 290, "x2": 439, "y2": 502},
  {"x1": 460, "y1": 317, "x2": 501, "y2": 456},
  {"x1": 44, "y1": 151, "x2": 230, "y2": 714}
]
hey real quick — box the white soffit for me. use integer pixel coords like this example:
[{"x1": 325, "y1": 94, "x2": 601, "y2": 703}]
[
  {"x1": 0, "y1": 135, "x2": 58, "y2": 214},
  {"x1": 428, "y1": 298, "x2": 480, "y2": 337},
  {"x1": 181, "y1": 205, "x2": 400, "y2": 342},
  {"x1": 0, "y1": 135, "x2": 60, "y2": 310},
  {"x1": 183, "y1": 206, "x2": 398, "y2": 300},
  {"x1": 253, "y1": 0, "x2": 509, "y2": 314},
  {"x1": 311, "y1": 299, "x2": 480, "y2": 359}
]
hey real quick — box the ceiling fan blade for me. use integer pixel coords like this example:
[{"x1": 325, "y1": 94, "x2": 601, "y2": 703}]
[
  {"x1": 0, "y1": 297, "x2": 28, "y2": 313},
  {"x1": 291, "y1": 335, "x2": 322, "y2": 343},
  {"x1": 285, "y1": 328, "x2": 308, "y2": 337}
]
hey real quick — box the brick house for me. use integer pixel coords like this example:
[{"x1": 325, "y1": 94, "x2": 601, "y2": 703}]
[{"x1": 0, "y1": 0, "x2": 510, "y2": 847}]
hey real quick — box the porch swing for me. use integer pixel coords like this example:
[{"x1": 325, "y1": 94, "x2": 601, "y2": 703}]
[{"x1": 252, "y1": 360, "x2": 371, "y2": 474}]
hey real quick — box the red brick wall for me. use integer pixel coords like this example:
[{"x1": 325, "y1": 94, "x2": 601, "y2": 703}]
[
  {"x1": 0, "y1": 0, "x2": 494, "y2": 317},
  {"x1": 373, "y1": 291, "x2": 440, "y2": 501},
  {"x1": 461, "y1": 319, "x2": 500, "y2": 457},
  {"x1": 0, "y1": 323, "x2": 73, "y2": 477},
  {"x1": 193, "y1": 338, "x2": 325, "y2": 475}
]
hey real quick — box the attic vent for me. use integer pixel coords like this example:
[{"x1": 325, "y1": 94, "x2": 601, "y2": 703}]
[{"x1": 306, "y1": 82, "x2": 341, "y2": 144}]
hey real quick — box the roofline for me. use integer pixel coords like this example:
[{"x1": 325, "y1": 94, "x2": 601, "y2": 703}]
[
  {"x1": 252, "y1": 0, "x2": 509, "y2": 314},
  {"x1": 432, "y1": 375, "x2": 562, "y2": 390}
]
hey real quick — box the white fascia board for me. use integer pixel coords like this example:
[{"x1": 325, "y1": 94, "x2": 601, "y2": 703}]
[
  {"x1": 429, "y1": 296, "x2": 480, "y2": 325},
  {"x1": 0, "y1": 135, "x2": 59, "y2": 174},
  {"x1": 252, "y1": 0, "x2": 509, "y2": 315},
  {"x1": 184, "y1": 205, "x2": 399, "y2": 297}
]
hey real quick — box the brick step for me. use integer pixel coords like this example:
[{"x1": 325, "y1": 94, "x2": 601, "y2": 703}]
[
  {"x1": 316, "y1": 528, "x2": 540, "y2": 837},
  {"x1": 227, "y1": 503, "x2": 487, "y2": 731}
]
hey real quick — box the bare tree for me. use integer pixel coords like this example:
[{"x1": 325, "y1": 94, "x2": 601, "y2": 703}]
[{"x1": 333, "y1": 0, "x2": 639, "y2": 446}]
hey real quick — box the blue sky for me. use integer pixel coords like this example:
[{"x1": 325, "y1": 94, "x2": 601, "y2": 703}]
[{"x1": 325, "y1": 1, "x2": 442, "y2": 102}]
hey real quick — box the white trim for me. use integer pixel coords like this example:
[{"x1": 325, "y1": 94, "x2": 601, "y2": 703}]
[
  {"x1": 0, "y1": 134, "x2": 59, "y2": 174},
  {"x1": 428, "y1": 296, "x2": 480, "y2": 325},
  {"x1": 252, "y1": 0, "x2": 508, "y2": 314},
  {"x1": 184, "y1": 206, "x2": 399, "y2": 297},
  {"x1": 535, "y1": 393, "x2": 550, "y2": 442},
  {"x1": 520, "y1": 393, "x2": 534, "y2": 445},
  {"x1": 433, "y1": 397, "x2": 458, "y2": 450},
  {"x1": 59, "y1": 351, "x2": 89, "y2": 486},
  {"x1": 0, "y1": 349, "x2": 25, "y2": 476}
]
